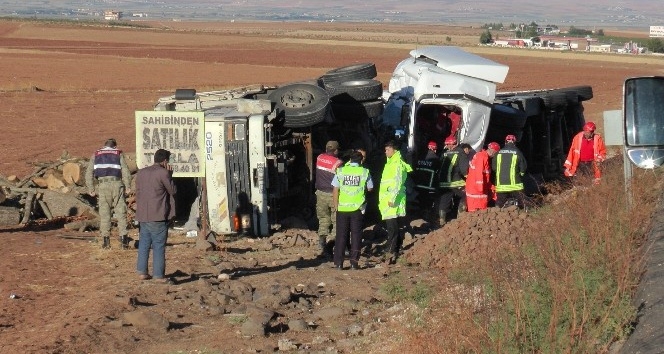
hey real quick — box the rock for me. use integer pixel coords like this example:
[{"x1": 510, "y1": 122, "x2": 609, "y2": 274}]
[
  {"x1": 313, "y1": 307, "x2": 345, "y2": 321},
  {"x1": 218, "y1": 273, "x2": 231, "y2": 281},
  {"x1": 245, "y1": 305, "x2": 275, "y2": 325},
  {"x1": 347, "y1": 322, "x2": 363, "y2": 336},
  {"x1": 277, "y1": 338, "x2": 298, "y2": 351},
  {"x1": 122, "y1": 309, "x2": 170, "y2": 332},
  {"x1": 287, "y1": 319, "x2": 309, "y2": 332},
  {"x1": 240, "y1": 318, "x2": 266, "y2": 337},
  {"x1": 216, "y1": 293, "x2": 234, "y2": 306}
]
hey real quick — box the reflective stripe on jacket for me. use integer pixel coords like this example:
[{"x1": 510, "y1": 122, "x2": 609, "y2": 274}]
[
  {"x1": 93, "y1": 147, "x2": 122, "y2": 178},
  {"x1": 493, "y1": 143, "x2": 527, "y2": 192},
  {"x1": 379, "y1": 150, "x2": 413, "y2": 220},
  {"x1": 336, "y1": 165, "x2": 369, "y2": 212},
  {"x1": 564, "y1": 132, "x2": 607, "y2": 178},
  {"x1": 439, "y1": 146, "x2": 468, "y2": 188}
]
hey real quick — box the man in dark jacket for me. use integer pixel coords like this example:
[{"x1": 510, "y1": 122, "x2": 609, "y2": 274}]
[
  {"x1": 438, "y1": 136, "x2": 469, "y2": 225},
  {"x1": 412, "y1": 141, "x2": 441, "y2": 223},
  {"x1": 135, "y1": 149, "x2": 177, "y2": 283},
  {"x1": 492, "y1": 135, "x2": 528, "y2": 208}
]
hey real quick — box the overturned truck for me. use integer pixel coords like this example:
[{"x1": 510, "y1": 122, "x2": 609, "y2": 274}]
[{"x1": 136, "y1": 46, "x2": 591, "y2": 237}]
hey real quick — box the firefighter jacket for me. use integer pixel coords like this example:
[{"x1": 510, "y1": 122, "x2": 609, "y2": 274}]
[
  {"x1": 439, "y1": 145, "x2": 469, "y2": 189},
  {"x1": 492, "y1": 142, "x2": 527, "y2": 192},
  {"x1": 379, "y1": 150, "x2": 412, "y2": 220},
  {"x1": 315, "y1": 153, "x2": 342, "y2": 193},
  {"x1": 564, "y1": 132, "x2": 607, "y2": 179},
  {"x1": 93, "y1": 147, "x2": 123, "y2": 178},
  {"x1": 412, "y1": 150, "x2": 441, "y2": 192},
  {"x1": 465, "y1": 150, "x2": 492, "y2": 197},
  {"x1": 335, "y1": 165, "x2": 371, "y2": 212}
]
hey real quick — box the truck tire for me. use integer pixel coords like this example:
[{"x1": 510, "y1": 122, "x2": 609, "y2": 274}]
[
  {"x1": 326, "y1": 79, "x2": 383, "y2": 102},
  {"x1": 269, "y1": 83, "x2": 330, "y2": 128},
  {"x1": 567, "y1": 85, "x2": 593, "y2": 101},
  {"x1": 540, "y1": 91, "x2": 567, "y2": 109},
  {"x1": 319, "y1": 63, "x2": 377, "y2": 86},
  {"x1": 331, "y1": 99, "x2": 384, "y2": 121}
]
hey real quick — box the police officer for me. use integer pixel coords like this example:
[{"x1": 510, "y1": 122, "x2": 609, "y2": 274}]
[
  {"x1": 85, "y1": 138, "x2": 132, "y2": 249},
  {"x1": 315, "y1": 140, "x2": 343, "y2": 257},
  {"x1": 412, "y1": 141, "x2": 441, "y2": 223},
  {"x1": 493, "y1": 134, "x2": 528, "y2": 208},
  {"x1": 331, "y1": 150, "x2": 373, "y2": 270},
  {"x1": 438, "y1": 137, "x2": 469, "y2": 226}
]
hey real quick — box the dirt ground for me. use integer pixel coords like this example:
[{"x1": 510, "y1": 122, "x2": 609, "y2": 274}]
[{"x1": 1, "y1": 20, "x2": 663, "y2": 353}]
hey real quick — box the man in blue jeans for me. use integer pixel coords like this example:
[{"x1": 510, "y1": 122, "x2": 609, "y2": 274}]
[{"x1": 135, "y1": 149, "x2": 177, "y2": 283}]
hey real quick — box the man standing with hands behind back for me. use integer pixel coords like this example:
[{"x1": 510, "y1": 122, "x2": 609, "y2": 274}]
[
  {"x1": 85, "y1": 138, "x2": 132, "y2": 250},
  {"x1": 135, "y1": 149, "x2": 177, "y2": 283}
]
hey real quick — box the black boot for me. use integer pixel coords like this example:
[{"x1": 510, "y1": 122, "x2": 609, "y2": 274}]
[
  {"x1": 119, "y1": 235, "x2": 129, "y2": 250},
  {"x1": 319, "y1": 236, "x2": 329, "y2": 258},
  {"x1": 102, "y1": 236, "x2": 111, "y2": 249},
  {"x1": 438, "y1": 211, "x2": 447, "y2": 227}
]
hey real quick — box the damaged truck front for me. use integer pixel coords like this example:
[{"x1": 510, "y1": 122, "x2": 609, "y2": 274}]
[{"x1": 381, "y1": 46, "x2": 591, "y2": 181}]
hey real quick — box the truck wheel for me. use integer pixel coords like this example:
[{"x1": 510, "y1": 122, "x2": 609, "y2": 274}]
[
  {"x1": 319, "y1": 63, "x2": 377, "y2": 86},
  {"x1": 331, "y1": 99, "x2": 384, "y2": 121},
  {"x1": 567, "y1": 85, "x2": 593, "y2": 101},
  {"x1": 540, "y1": 91, "x2": 567, "y2": 109},
  {"x1": 269, "y1": 83, "x2": 330, "y2": 128},
  {"x1": 326, "y1": 79, "x2": 383, "y2": 102}
]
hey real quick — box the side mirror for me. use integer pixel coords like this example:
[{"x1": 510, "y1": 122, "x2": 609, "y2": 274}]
[{"x1": 623, "y1": 76, "x2": 664, "y2": 169}]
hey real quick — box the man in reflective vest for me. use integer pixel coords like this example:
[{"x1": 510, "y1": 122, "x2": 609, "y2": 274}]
[
  {"x1": 564, "y1": 122, "x2": 607, "y2": 184},
  {"x1": 331, "y1": 151, "x2": 373, "y2": 270},
  {"x1": 412, "y1": 141, "x2": 441, "y2": 223},
  {"x1": 315, "y1": 140, "x2": 343, "y2": 257},
  {"x1": 379, "y1": 140, "x2": 413, "y2": 264},
  {"x1": 85, "y1": 138, "x2": 132, "y2": 249},
  {"x1": 465, "y1": 142, "x2": 500, "y2": 212},
  {"x1": 493, "y1": 135, "x2": 528, "y2": 208},
  {"x1": 438, "y1": 137, "x2": 469, "y2": 226}
]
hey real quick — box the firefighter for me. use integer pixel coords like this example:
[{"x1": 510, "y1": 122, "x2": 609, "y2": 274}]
[
  {"x1": 315, "y1": 140, "x2": 343, "y2": 257},
  {"x1": 438, "y1": 137, "x2": 469, "y2": 226},
  {"x1": 493, "y1": 135, "x2": 528, "y2": 208},
  {"x1": 564, "y1": 122, "x2": 607, "y2": 184},
  {"x1": 412, "y1": 141, "x2": 442, "y2": 223},
  {"x1": 465, "y1": 142, "x2": 500, "y2": 212},
  {"x1": 331, "y1": 150, "x2": 373, "y2": 270},
  {"x1": 379, "y1": 140, "x2": 412, "y2": 264}
]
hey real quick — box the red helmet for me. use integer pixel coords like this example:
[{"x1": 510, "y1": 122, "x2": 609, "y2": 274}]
[
  {"x1": 505, "y1": 134, "x2": 517, "y2": 142},
  {"x1": 583, "y1": 122, "x2": 596, "y2": 132},
  {"x1": 488, "y1": 142, "x2": 501, "y2": 151},
  {"x1": 444, "y1": 136, "x2": 457, "y2": 145},
  {"x1": 427, "y1": 141, "x2": 437, "y2": 150}
]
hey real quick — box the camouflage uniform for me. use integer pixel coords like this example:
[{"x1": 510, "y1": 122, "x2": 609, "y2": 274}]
[
  {"x1": 85, "y1": 146, "x2": 131, "y2": 248},
  {"x1": 315, "y1": 190, "x2": 336, "y2": 243}
]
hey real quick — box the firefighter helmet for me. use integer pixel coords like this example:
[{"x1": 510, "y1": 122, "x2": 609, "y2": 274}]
[
  {"x1": 444, "y1": 136, "x2": 457, "y2": 145},
  {"x1": 427, "y1": 141, "x2": 437, "y2": 150},
  {"x1": 488, "y1": 142, "x2": 501, "y2": 151},
  {"x1": 583, "y1": 122, "x2": 596, "y2": 132},
  {"x1": 505, "y1": 134, "x2": 517, "y2": 142}
]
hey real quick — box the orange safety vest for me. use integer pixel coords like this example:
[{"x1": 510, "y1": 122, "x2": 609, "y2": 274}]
[{"x1": 564, "y1": 132, "x2": 607, "y2": 180}]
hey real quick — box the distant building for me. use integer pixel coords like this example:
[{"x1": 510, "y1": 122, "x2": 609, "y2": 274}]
[
  {"x1": 650, "y1": 26, "x2": 664, "y2": 38},
  {"x1": 104, "y1": 11, "x2": 122, "y2": 21},
  {"x1": 589, "y1": 44, "x2": 615, "y2": 53}
]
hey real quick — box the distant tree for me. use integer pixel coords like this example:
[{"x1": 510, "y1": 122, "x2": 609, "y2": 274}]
[
  {"x1": 596, "y1": 29, "x2": 605, "y2": 36},
  {"x1": 516, "y1": 30, "x2": 523, "y2": 38},
  {"x1": 509, "y1": 23, "x2": 517, "y2": 30},
  {"x1": 646, "y1": 38, "x2": 664, "y2": 53},
  {"x1": 479, "y1": 30, "x2": 493, "y2": 44},
  {"x1": 568, "y1": 26, "x2": 593, "y2": 36}
]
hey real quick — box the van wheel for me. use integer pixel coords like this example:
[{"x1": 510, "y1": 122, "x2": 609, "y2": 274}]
[{"x1": 269, "y1": 83, "x2": 330, "y2": 128}]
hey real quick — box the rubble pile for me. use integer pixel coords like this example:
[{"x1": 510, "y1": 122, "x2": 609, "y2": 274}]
[{"x1": 406, "y1": 206, "x2": 531, "y2": 269}]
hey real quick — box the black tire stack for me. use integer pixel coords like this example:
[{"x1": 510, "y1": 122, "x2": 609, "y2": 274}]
[{"x1": 318, "y1": 63, "x2": 384, "y2": 122}]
